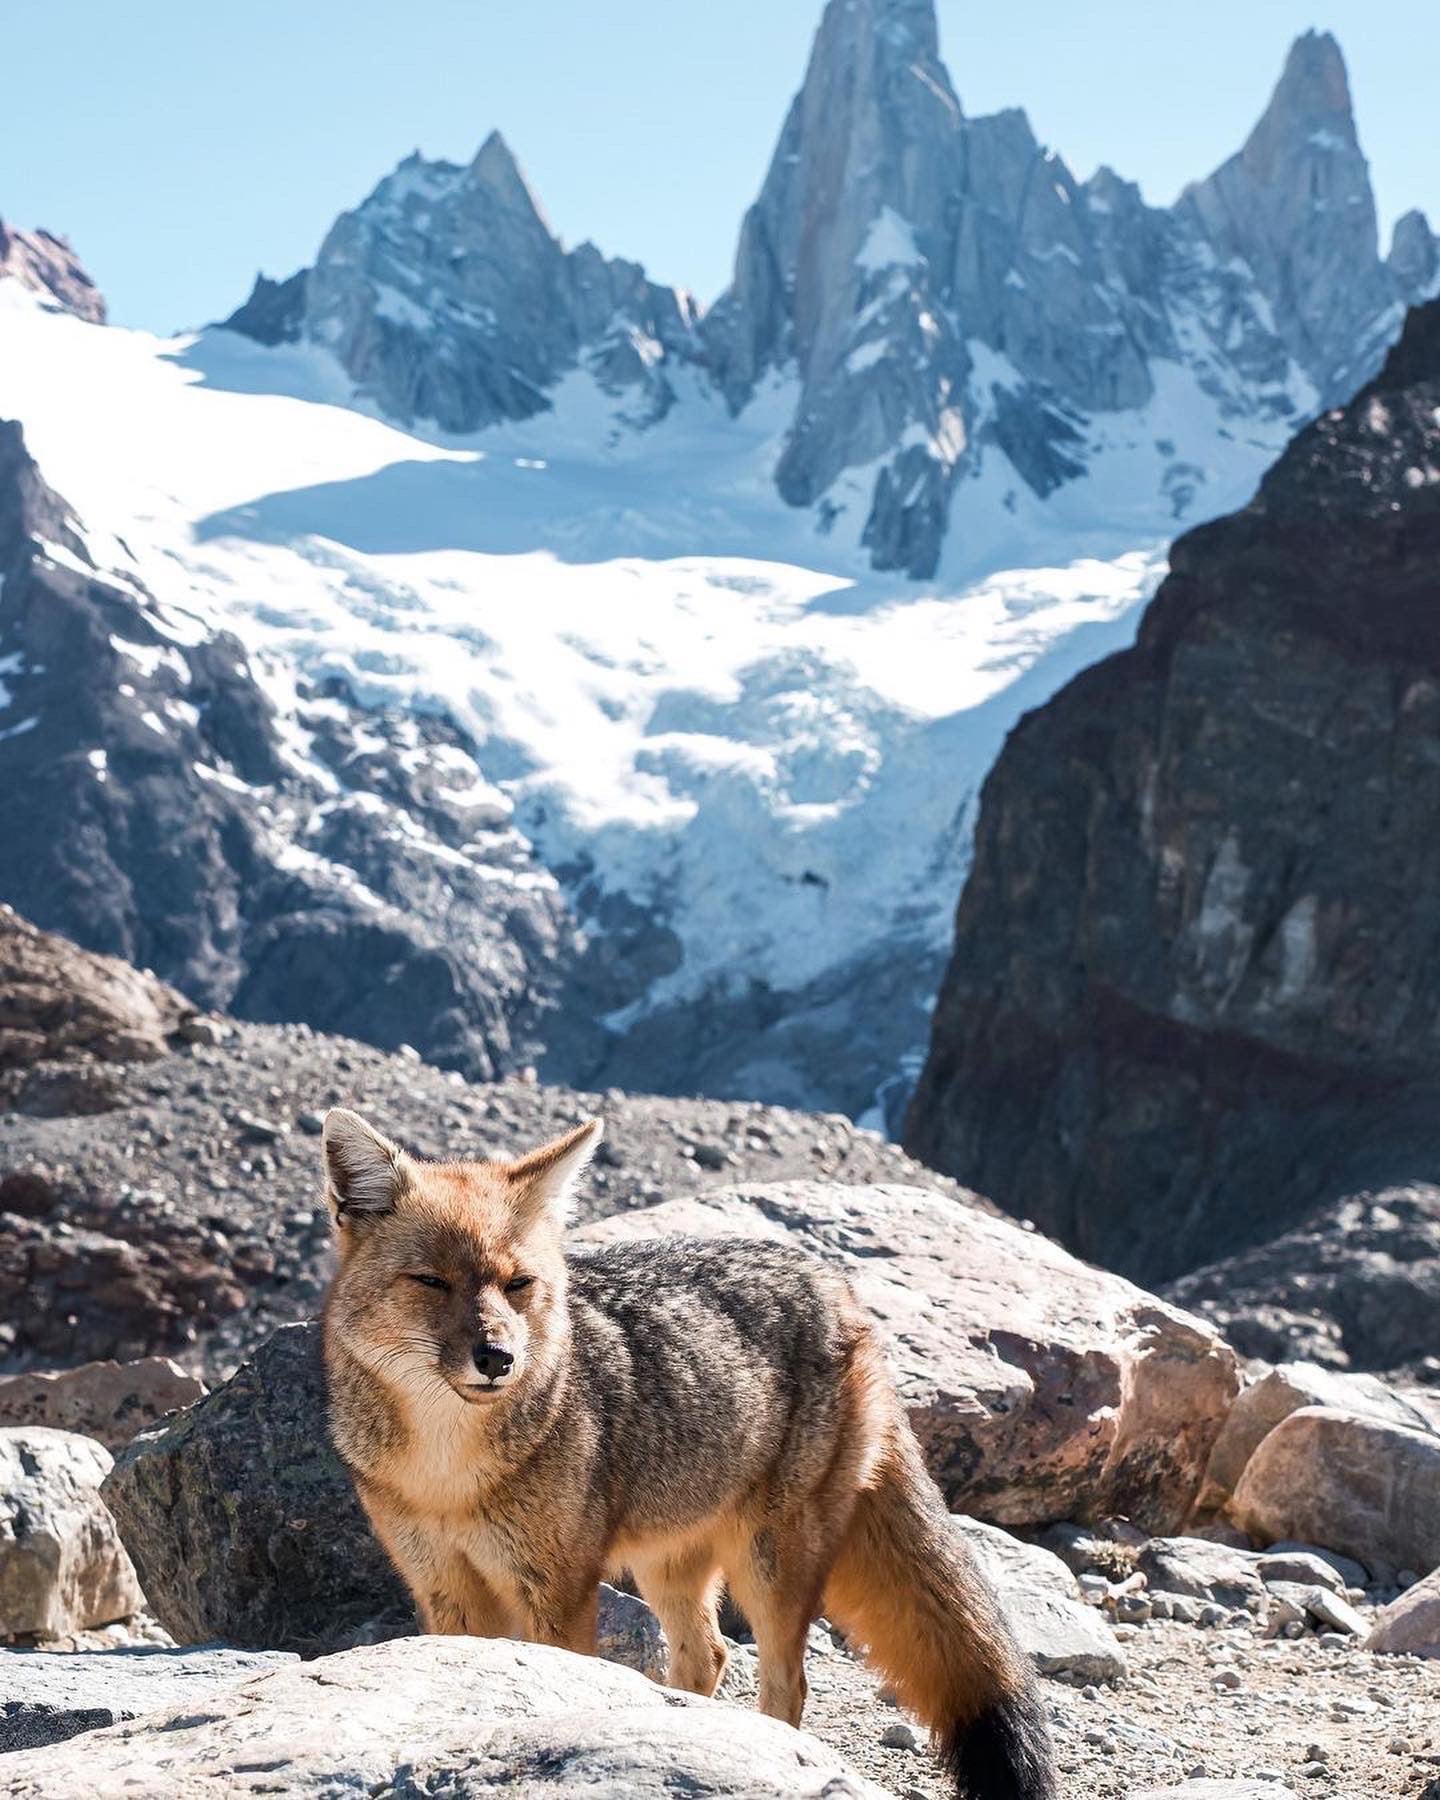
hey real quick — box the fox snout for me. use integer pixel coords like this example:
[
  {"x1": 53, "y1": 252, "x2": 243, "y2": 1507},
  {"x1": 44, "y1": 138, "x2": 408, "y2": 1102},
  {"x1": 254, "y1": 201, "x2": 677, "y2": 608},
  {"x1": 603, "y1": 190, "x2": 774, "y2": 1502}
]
[{"x1": 471, "y1": 1341, "x2": 514, "y2": 1383}]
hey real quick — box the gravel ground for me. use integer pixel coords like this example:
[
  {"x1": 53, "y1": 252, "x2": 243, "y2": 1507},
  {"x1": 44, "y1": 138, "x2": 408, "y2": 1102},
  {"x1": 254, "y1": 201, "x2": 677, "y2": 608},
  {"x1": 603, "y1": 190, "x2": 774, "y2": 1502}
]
[
  {"x1": 726, "y1": 1620, "x2": 1440, "y2": 1799},
  {"x1": 0, "y1": 1018, "x2": 977, "y2": 1378}
]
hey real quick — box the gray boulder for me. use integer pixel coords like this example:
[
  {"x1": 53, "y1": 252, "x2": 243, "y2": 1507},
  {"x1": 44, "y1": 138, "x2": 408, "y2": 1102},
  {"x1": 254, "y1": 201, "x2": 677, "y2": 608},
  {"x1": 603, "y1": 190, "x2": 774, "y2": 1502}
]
[
  {"x1": 0, "y1": 1429, "x2": 142, "y2": 1640},
  {"x1": 1364, "y1": 1566, "x2": 1440, "y2": 1657},
  {"x1": 0, "y1": 1637, "x2": 888, "y2": 1797},
  {"x1": 102, "y1": 1323, "x2": 410, "y2": 1653},
  {"x1": 1229, "y1": 1406, "x2": 1440, "y2": 1576},
  {"x1": 0, "y1": 1645, "x2": 295, "y2": 1751},
  {"x1": 949, "y1": 1515, "x2": 1126, "y2": 1682},
  {"x1": 1135, "y1": 1539, "x2": 1265, "y2": 1612}
]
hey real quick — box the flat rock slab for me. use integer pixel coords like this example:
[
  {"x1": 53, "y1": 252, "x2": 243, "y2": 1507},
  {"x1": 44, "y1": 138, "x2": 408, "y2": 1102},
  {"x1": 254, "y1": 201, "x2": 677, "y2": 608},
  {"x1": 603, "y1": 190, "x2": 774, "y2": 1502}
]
[
  {"x1": 0, "y1": 1645, "x2": 296, "y2": 1751},
  {"x1": 581, "y1": 1181, "x2": 1239, "y2": 1531},
  {"x1": 0, "y1": 1636, "x2": 889, "y2": 1798}
]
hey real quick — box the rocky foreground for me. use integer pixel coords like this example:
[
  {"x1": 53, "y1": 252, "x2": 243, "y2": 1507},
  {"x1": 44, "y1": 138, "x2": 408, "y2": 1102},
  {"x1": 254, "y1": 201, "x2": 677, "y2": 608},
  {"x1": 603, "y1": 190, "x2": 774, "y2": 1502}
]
[{"x1": 2, "y1": 911, "x2": 1439, "y2": 1794}]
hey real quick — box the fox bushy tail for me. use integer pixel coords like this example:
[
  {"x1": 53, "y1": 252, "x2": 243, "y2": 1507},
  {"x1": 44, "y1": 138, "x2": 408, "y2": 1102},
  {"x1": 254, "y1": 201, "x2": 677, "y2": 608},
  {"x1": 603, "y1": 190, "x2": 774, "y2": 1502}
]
[{"x1": 822, "y1": 1431, "x2": 1058, "y2": 1800}]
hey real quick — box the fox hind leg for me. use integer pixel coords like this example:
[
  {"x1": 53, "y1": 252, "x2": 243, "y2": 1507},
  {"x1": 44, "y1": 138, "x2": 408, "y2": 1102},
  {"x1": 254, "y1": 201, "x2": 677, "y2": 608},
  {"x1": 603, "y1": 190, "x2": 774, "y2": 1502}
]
[
  {"x1": 630, "y1": 1543, "x2": 728, "y2": 1696},
  {"x1": 725, "y1": 1522, "x2": 834, "y2": 1728}
]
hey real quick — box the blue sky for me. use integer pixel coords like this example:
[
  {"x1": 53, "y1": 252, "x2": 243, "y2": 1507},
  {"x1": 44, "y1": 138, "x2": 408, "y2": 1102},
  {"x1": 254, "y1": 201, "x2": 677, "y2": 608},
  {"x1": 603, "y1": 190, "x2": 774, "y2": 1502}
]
[{"x1": 4, "y1": 1, "x2": 1436, "y2": 333}]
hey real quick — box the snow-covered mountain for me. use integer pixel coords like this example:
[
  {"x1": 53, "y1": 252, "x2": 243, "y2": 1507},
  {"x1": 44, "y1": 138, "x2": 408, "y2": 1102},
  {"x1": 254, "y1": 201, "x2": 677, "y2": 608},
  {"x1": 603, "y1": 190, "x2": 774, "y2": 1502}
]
[
  {"x1": 231, "y1": 14, "x2": 1436, "y2": 580},
  {"x1": 0, "y1": 0, "x2": 1435, "y2": 1124}
]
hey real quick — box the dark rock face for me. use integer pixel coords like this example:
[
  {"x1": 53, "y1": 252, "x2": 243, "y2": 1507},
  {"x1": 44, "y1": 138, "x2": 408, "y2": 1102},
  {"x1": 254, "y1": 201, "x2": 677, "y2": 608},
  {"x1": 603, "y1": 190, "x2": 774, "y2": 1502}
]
[
  {"x1": 220, "y1": 270, "x2": 305, "y2": 345},
  {"x1": 1165, "y1": 1186, "x2": 1440, "y2": 1378},
  {"x1": 102, "y1": 1323, "x2": 410, "y2": 1653},
  {"x1": 0, "y1": 223, "x2": 105, "y2": 323},
  {"x1": 906, "y1": 300, "x2": 1440, "y2": 1297},
  {"x1": 0, "y1": 420, "x2": 576, "y2": 1080}
]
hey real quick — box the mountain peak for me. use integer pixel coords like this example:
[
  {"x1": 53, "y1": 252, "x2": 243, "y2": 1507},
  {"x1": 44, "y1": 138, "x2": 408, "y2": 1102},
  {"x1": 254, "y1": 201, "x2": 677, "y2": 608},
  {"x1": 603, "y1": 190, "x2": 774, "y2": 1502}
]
[
  {"x1": 1247, "y1": 28, "x2": 1359, "y2": 161},
  {"x1": 0, "y1": 221, "x2": 106, "y2": 325},
  {"x1": 463, "y1": 129, "x2": 552, "y2": 236},
  {"x1": 1273, "y1": 30, "x2": 1352, "y2": 119},
  {"x1": 1182, "y1": 31, "x2": 1388, "y2": 400}
]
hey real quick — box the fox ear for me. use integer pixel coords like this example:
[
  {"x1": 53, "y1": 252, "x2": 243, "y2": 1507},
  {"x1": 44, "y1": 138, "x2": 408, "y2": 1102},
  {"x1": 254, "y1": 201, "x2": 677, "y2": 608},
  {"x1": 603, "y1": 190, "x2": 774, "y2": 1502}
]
[
  {"x1": 323, "y1": 1108, "x2": 408, "y2": 1223},
  {"x1": 504, "y1": 1117, "x2": 603, "y2": 1233}
]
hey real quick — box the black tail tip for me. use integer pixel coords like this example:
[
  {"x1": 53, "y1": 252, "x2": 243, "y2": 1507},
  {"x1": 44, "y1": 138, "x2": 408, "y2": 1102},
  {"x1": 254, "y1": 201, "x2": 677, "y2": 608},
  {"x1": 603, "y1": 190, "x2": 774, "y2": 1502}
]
[{"x1": 941, "y1": 1683, "x2": 1059, "y2": 1800}]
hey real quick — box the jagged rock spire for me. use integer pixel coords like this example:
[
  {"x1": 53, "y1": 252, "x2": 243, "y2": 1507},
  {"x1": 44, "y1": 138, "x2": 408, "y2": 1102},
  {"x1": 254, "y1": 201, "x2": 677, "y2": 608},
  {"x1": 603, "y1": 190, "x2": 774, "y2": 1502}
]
[{"x1": 1181, "y1": 31, "x2": 1392, "y2": 399}]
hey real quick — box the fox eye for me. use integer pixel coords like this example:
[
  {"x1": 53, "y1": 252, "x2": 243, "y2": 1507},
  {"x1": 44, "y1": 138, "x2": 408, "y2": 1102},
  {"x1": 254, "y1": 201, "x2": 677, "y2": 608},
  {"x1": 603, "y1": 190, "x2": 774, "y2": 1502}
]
[
  {"x1": 504, "y1": 1274, "x2": 534, "y2": 1295},
  {"x1": 407, "y1": 1273, "x2": 451, "y2": 1292}
]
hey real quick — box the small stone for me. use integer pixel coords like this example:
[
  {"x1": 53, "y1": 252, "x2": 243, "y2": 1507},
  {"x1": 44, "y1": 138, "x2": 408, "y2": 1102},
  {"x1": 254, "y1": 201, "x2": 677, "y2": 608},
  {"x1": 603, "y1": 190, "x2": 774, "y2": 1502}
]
[
  {"x1": 1389, "y1": 1735, "x2": 1414, "y2": 1754},
  {"x1": 235, "y1": 1111, "x2": 286, "y2": 1144},
  {"x1": 1302, "y1": 1586, "x2": 1368, "y2": 1636},
  {"x1": 1299, "y1": 1762, "x2": 1329, "y2": 1780},
  {"x1": 297, "y1": 1110, "x2": 326, "y2": 1136},
  {"x1": 1213, "y1": 1667, "x2": 1242, "y2": 1689},
  {"x1": 880, "y1": 1721, "x2": 922, "y2": 1751},
  {"x1": 175, "y1": 1014, "x2": 227, "y2": 1046},
  {"x1": 1198, "y1": 1602, "x2": 1227, "y2": 1626}
]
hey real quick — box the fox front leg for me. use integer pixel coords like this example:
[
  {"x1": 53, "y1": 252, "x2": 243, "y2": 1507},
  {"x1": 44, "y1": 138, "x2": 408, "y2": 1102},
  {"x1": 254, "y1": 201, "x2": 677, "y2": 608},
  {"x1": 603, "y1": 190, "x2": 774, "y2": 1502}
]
[
  {"x1": 358, "y1": 1483, "x2": 513, "y2": 1637},
  {"x1": 513, "y1": 1565, "x2": 603, "y2": 1657}
]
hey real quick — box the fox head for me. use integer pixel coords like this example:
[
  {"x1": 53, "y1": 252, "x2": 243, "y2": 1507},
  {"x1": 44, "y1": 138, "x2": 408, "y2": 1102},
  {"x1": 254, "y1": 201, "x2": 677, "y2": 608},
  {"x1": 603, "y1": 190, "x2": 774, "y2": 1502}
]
[{"x1": 320, "y1": 1107, "x2": 601, "y2": 1410}]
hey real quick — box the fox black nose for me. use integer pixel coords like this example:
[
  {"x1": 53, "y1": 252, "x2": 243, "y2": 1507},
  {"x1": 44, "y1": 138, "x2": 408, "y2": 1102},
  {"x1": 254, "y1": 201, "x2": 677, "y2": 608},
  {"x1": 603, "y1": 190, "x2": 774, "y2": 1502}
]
[{"x1": 472, "y1": 1342, "x2": 514, "y2": 1381}]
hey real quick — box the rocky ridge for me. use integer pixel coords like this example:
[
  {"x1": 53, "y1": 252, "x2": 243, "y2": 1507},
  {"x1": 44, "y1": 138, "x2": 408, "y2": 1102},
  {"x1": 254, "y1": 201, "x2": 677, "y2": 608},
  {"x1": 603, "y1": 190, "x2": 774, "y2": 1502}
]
[
  {"x1": 905, "y1": 296, "x2": 1440, "y2": 1322},
  {"x1": 232, "y1": 131, "x2": 701, "y2": 434},
  {"x1": 0, "y1": 223, "x2": 104, "y2": 325},
  {"x1": 0, "y1": 423, "x2": 579, "y2": 1082}
]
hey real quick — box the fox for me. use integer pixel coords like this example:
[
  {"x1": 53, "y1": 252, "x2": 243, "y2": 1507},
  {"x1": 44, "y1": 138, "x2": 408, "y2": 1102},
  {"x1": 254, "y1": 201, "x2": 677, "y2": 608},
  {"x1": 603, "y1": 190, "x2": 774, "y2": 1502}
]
[{"x1": 320, "y1": 1105, "x2": 1058, "y2": 1800}]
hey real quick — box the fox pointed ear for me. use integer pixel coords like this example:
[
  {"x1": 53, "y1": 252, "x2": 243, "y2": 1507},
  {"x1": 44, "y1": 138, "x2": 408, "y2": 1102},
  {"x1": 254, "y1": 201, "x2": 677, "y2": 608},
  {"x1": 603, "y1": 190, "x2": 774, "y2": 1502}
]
[
  {"x1": 504, "y1": 1117, "x2": 603, "y2": 1233},
  {"x1": 323, "y1": 1107, "x2": 408, "y2": 1224}
]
